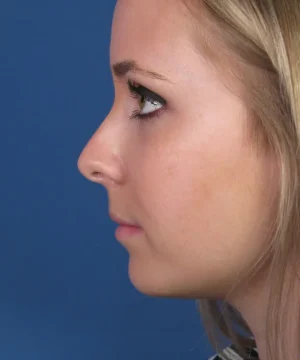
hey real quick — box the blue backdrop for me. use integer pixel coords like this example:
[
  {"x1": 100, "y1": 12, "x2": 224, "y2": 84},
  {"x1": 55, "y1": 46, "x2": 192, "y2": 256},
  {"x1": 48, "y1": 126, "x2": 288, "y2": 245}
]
[{"x1": 0, "y1": 1, "x2": 214, "y2": 359}]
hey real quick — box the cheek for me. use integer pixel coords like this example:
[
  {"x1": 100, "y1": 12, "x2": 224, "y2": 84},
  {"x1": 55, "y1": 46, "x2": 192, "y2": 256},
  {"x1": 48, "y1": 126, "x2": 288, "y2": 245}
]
[{"x1": 131, "y1": 121, "x2": 277, "y2": 293}]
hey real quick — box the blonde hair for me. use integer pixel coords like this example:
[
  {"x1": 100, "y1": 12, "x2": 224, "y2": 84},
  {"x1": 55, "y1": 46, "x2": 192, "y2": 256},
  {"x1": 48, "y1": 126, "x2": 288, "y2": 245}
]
[{"x1": 180, "y1": 1, "x2": 300, "y2": 359}]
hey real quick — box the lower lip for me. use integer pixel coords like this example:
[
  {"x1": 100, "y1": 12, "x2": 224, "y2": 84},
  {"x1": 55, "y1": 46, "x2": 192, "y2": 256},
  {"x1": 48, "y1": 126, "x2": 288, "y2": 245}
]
[{"x1": 115, "y1": 225, "x2": 143, "y2": 240}]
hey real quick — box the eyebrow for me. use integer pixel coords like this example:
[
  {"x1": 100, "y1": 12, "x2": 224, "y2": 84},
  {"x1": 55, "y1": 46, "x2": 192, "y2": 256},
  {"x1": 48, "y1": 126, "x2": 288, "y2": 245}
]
[{"x1": 112, "y1": 60, "x2": 172, "y2": 82}]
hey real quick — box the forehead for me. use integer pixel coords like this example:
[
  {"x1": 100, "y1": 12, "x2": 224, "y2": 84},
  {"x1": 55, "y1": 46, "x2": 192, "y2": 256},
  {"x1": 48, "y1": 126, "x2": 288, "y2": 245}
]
[
  {"x1": 109, "y1": 0, "x2": 223, "y2": 93},
  {"x1": 110, "y1": 0, "x2": 192, "y2": 68}
]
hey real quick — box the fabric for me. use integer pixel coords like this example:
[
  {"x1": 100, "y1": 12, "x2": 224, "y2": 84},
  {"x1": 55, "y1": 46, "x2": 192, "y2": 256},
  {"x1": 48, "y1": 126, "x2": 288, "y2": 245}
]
[{"x1": 208, "y1": 343, "x2": 259, "y2": 360}]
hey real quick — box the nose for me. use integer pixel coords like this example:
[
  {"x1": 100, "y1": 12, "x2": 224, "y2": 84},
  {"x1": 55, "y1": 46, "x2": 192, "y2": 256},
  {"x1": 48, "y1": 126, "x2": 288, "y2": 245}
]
[{"x1": 77, "y1": 117, "x2": 126, "y2": 188}]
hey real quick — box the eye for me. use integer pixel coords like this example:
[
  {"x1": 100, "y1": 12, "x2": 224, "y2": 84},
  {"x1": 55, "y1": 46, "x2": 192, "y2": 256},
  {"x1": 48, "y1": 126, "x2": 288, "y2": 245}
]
[{"x1": 127, "y1": 80, "x2": 167, "y2": 122}]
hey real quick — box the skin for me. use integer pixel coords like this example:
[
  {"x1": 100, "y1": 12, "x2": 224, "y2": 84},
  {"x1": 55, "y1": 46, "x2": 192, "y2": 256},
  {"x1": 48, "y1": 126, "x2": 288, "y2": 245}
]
[
  {"x1": 76, "y1": 1, "x2": 286, "y2": 358},
  {"x1": 77, "y1": 0, "x2": 279, "y2": 314}
]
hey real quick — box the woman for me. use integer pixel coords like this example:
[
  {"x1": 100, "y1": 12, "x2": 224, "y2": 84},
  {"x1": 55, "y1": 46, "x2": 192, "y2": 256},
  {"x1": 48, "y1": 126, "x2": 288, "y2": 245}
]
[{"x1": 77, "y1": 1, "x2": 300, "y2": 359}]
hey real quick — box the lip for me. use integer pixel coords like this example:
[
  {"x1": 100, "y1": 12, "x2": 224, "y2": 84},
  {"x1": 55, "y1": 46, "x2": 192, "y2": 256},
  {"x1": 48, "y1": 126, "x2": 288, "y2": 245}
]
[
  {"x1": 115, "y1": 224, "x2": 143, "y2": 241},
  {"x1": 109, "y1": 212, "x2": 140, "y2": 227}
]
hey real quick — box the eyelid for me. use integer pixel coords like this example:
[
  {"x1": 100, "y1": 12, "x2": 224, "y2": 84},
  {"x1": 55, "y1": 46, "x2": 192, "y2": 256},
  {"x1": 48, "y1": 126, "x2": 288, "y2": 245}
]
[{"x1": 127, "y1": 80, "x2": 166, "y2": 105}]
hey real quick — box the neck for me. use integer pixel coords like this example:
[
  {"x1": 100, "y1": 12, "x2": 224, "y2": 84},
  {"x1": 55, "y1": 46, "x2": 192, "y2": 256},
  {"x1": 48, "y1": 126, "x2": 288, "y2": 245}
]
[
  {"x1": 229, "y1": 281, "x2": 269, "y2": 360},
  {"x1": 227, "y1": 267, "x2": 300, "y2": 360}
]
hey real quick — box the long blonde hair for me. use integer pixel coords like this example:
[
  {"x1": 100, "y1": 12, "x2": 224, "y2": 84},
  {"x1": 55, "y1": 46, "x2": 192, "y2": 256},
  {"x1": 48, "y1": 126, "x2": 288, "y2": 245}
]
[{"x1": 181, "y1": 1, "x2": 300, "y2": 359}]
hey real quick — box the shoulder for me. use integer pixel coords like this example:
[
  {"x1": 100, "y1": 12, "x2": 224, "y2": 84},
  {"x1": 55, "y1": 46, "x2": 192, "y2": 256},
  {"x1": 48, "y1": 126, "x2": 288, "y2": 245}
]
[{"x1": 207, "y1": 343, "x2": 259, "y2": 360}]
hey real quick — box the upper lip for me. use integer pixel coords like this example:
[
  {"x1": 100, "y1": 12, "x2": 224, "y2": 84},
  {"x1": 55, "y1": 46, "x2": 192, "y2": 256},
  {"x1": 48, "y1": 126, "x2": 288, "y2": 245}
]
[{"x1": 109, "y1": 213, "x2": 140, "y2": 227}]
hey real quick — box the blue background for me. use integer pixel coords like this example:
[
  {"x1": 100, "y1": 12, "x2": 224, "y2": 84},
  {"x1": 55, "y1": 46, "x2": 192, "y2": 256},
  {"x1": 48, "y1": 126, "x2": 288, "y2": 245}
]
[{"x1": 0, "y1": 1, "x2": 214, "y2": 359}]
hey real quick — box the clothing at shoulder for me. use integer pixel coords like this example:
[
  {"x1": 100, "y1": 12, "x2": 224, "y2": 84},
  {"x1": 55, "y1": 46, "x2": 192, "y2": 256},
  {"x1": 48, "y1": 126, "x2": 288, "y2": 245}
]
[{"x1": 208, "y1": 343, "x2": 259, "y2": 360}]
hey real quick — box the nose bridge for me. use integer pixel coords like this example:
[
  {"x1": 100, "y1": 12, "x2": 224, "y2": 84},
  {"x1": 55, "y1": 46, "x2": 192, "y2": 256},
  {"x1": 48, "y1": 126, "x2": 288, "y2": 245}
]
[{"x1": 77, "y1": 115, "x2": 126, "y2": 186}]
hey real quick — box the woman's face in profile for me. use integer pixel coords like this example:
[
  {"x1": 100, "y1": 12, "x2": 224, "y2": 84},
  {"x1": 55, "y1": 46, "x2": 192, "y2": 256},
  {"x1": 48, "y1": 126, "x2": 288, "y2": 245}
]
[{"x1": 78, "y1": 0, "x2": 279, "y2": 298}]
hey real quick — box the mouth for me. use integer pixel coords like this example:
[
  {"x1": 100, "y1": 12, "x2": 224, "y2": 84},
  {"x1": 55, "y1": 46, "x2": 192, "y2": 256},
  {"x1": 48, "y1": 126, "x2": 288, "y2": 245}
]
[
  {"x1": 109, "y1": 212, "x2": 140, "y2": 227},
  {"x1": 109, "y1": 212, "x2": 143, "y2": 241},
  {"x1": 115, "y1": 223, "x2": 143, "y2": 241}
]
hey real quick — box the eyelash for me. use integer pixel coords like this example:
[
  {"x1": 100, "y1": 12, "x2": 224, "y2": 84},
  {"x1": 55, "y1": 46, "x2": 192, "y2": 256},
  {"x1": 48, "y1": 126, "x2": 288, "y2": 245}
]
[{"x1": 127, "y1": 80, "x2": 166, "y2": 122}]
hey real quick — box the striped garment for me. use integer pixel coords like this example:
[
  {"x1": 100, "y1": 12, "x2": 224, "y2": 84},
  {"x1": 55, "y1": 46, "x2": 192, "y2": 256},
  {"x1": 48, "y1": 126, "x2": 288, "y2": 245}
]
[{"x1": 208, "y1": 343, "x2": 259, "y2": 360}]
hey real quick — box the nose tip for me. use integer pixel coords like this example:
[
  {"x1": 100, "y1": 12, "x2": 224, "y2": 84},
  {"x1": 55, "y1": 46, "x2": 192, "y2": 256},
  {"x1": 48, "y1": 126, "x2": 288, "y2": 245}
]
[
  {"x1": 77, "y1": 151, "x2": 104, "y2": 184},
  {"x1": 77, "y1": 145, "x2": 125, "y2": 187},
  {"x1": 77, "y1": 114, "x2": 126, "y2": 186}
]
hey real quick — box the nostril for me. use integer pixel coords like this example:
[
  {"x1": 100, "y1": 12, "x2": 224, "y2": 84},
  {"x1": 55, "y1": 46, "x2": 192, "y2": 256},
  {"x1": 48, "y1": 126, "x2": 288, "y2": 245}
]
[{"x1": 91, "y1": 171, "x2": 104, "y2": 180}]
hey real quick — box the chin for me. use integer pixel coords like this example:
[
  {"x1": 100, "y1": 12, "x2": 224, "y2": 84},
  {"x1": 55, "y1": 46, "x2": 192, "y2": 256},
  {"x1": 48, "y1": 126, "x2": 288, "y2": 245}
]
[
  {"x1": 128, "y1": 264, "x2": 168, "y2": 297},
  {"x1": 127, "y1": 257, "x2": 228, "y2": 299},
  {"x1": 127, "y1": 259, "x2": 204, "y2": 299}
]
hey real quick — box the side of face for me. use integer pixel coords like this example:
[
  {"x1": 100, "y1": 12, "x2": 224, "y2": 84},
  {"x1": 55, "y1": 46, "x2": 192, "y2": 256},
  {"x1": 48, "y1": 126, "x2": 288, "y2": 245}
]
[{"x1": 77, "y1": 0, "x2": 279, "y2": 299}]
